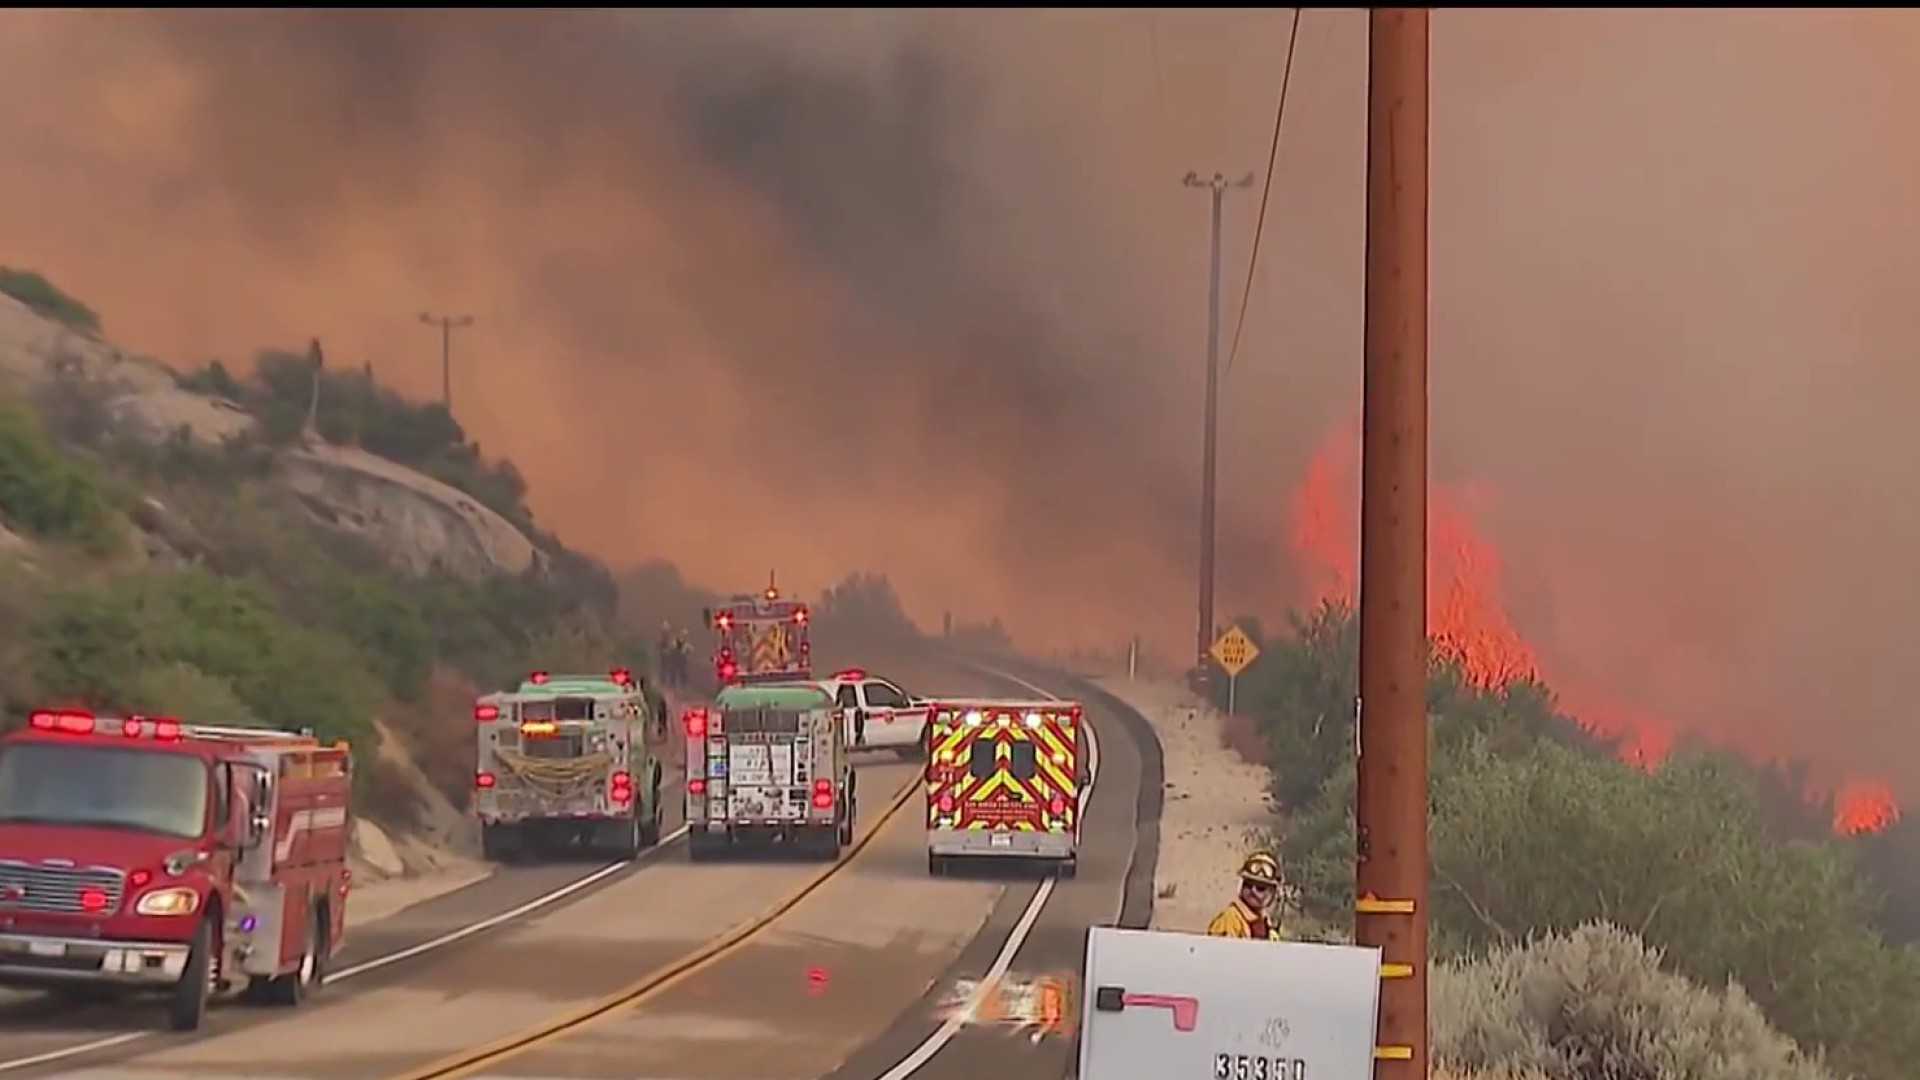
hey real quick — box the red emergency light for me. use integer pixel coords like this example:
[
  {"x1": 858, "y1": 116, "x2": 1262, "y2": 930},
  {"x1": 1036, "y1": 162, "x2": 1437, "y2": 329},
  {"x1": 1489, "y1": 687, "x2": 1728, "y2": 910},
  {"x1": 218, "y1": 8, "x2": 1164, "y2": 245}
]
[
  {"x1": 474, "y1": 703, "x2": 501, "y2": 723},
  {"x1": 833, "y1": 669, "x2": 866, "y2": 682},
  {"x1": 610, "y1": 667, "x2": 634, "y2": 687},
  {"x1": 716, "y1": 613, "x2": 733, "y2": 631},
  {"x1": 718, "y1": 661, "x2": 738, "y2": 681},
  {"x1": 529, "y1": 671, "x2": 549, "y2": 685},
  {"x1": 794, "y1": 608, "x2": 808, "y2": 625},
  {"x1": 812, "y1": 777, "x2": 834, "y2": 810},
  {"x1": 688, "y1": 778, "x2": 707, "y2": 796},
  {"x1": 29, "y1": 710, "x2": 182, "y2": 740},
  {"x1": 609, "y1": 770, "x2": 633, "y2": 805},
  {"x1": 684, "y1": 709, "x2": 708, "y2": 738},
  {"x1": 475, "y1": 771, "x2": 496, "y2": 789}
]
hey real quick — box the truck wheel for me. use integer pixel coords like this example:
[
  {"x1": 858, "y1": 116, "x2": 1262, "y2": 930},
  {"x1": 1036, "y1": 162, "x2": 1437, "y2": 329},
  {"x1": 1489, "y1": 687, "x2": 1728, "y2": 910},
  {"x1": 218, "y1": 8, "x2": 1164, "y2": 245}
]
[
  {"x1": 266, "y1": 907, "x2": 327, "y2": 1006},
  {"x1": 613, "y1": 814, "x2": 643, "y2": 860},
  {"x1": 838, "y1": 799, "x2": 854, "y2": 847},
  {"x1": 688, "y1": 831, "x2": 716, "y2": 862},
  {"x1": 928, "y1": 853, "x2": 947, "y2": 877},
  {"x1": 1058, "y1": 857, "x2": 1078, "y2": 881},
  {"x1": 167, "y1": 916, "x2": 214, "y2": 1031},
  {"x1": 481, "y1": 823, "x2": 514, "y2": 863},
  {"x1": 641, "y1": 772, "x2": 664, "y2": 849}
]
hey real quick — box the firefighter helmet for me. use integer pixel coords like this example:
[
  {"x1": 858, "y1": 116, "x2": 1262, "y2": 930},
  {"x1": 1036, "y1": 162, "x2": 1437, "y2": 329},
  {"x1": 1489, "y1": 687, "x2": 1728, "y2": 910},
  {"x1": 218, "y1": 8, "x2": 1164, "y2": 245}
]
[{"x1": 1237, "y1": 850, "x2": 1282, "y2": 888}]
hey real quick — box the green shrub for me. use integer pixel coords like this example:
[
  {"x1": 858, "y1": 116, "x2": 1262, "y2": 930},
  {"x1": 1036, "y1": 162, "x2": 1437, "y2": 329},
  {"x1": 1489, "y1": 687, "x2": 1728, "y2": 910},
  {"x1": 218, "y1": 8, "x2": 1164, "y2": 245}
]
[
  {"x1": 1434, "y1": 922, "x2": 1833, "y2": 1080},
  {"x1": 0, "y1": 267, "x2": 100, "y2": 334},
  {"x1": 127, "y1": 663, "x2": 258, "y2": 730},
  {"x1": 28, "y1": 570, "x2": 382, "y2": 757},
  {"x1": 0, "y1": 403, "x2": 123, "y2": 554}
]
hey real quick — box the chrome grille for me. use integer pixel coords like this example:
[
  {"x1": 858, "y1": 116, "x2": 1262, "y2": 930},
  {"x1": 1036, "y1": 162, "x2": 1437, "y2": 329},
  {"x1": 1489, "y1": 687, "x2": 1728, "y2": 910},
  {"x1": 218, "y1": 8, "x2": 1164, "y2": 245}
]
[{"x1": 0, "y1": 859, "x2": 126, "y2": 915}]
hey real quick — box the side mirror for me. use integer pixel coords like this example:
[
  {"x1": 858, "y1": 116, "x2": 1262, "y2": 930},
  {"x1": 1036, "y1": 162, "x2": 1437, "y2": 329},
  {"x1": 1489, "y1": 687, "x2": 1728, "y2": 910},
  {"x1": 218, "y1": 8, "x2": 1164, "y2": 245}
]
[{"x1": 246, "y1": 769, "x2": 271, "y2": 846}]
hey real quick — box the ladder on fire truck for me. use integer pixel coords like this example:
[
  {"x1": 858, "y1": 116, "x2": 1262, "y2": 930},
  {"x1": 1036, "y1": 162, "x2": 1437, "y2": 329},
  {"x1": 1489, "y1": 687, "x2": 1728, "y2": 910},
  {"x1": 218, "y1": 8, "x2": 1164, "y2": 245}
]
[{"x1": 178, "y1": 724, "x2": 321, "y2": 746}]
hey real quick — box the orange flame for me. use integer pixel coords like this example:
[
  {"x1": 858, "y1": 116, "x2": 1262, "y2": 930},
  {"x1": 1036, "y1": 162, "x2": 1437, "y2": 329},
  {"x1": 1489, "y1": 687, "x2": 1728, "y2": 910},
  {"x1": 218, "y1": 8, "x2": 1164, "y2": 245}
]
[
  {"x1": 1285, "y1": 418, "x2": 1896, "y2": 836},
  {"x1": 1835, "y1": 780, "x2": 1901, "y2": 836}
]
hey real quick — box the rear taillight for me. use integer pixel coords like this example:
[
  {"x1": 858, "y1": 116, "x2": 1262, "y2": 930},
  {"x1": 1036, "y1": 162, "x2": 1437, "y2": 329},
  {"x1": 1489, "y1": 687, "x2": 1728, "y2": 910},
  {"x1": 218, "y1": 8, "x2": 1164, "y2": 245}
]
[
  {"x1": 475, "y1": 704, "x2": 500, "y2": 723},
  {"x1": 812, "y1": 778, "x2": 834, "y2": 810},
  {"x1": 688, "y1": 779, "x2": 707, "y2": 796},
  {"x1": 937, "y1": 793, "x2": 956, "y2": 814},
  {"x1": 610, "y1": 771, "x2": 633, "y2": 805},
  {"x1": 1050, "y1": 794, "x2": 1067, "y2": 816},
  {"x1": 685, "y1": 710, "x2": 707, "y2": 738},
  {"x1": 476, "y1": 771, "x2": 497, "y2": 789}
]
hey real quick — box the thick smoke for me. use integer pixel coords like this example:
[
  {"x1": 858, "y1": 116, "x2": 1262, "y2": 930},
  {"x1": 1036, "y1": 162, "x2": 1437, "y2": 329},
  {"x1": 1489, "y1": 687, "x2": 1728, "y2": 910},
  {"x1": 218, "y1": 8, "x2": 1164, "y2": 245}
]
[
  {"x1": 4, "y1": 10, "x2": 1919, "y2": 798},
  {"x1": 0, "y1": 8, "x2": 1313, "y2": 653}
]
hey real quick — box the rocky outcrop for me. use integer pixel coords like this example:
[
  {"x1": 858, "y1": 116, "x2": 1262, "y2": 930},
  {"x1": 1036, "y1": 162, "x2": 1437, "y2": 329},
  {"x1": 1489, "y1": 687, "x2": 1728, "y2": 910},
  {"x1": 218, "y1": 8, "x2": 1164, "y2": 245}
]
[
  {"x1": 0, "y1": 293, "x2": 538, "y2": 581},
  {"x1": 278, "y1": 443, "x2": 538, "y2": 580}
]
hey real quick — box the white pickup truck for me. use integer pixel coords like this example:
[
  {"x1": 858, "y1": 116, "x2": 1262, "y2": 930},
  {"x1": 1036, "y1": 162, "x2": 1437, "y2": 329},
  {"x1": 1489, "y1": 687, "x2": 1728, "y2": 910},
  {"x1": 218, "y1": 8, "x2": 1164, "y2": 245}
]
[{"x1": 817, "y1": 668, "x2": 932, "y2": 759}]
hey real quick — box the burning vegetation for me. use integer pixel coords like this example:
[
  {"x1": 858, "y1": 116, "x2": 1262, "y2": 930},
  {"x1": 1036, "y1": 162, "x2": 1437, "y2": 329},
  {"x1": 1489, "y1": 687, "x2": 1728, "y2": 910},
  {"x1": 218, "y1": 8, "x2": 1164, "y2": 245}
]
[{"x1": 1286, "y1": 416, "x2": 1898, "y2": 837}]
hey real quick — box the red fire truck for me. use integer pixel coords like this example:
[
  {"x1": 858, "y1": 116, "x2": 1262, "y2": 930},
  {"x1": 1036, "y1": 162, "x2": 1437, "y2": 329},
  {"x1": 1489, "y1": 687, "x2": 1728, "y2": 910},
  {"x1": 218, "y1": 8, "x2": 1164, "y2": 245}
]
[
  {"x1": 704, "y1": 575, "x2": 812, "y2": 688},
  {"x1": 924, "y1": 699, "x2": 1087, "y2": 878},
  {"x1": 0, "y1": 709, "x2": 353, "y2": 1031}
]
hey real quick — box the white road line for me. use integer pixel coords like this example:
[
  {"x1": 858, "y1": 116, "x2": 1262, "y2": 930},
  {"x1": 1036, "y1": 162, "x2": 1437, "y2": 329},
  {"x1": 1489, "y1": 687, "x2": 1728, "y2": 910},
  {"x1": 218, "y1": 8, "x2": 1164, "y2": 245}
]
[
  {"x1": 0, "y1": 1034, "x2": 147, "y2": 1075},
  {"x1": 333, "y1": 826, "x2": 686, "y2": 981},
  {"x1": 0, "y1": 826, "x2": 689, "y2": 1075},
  {"x1": 875, "y1": 666, "x2": 1099, "y2": 1080}
]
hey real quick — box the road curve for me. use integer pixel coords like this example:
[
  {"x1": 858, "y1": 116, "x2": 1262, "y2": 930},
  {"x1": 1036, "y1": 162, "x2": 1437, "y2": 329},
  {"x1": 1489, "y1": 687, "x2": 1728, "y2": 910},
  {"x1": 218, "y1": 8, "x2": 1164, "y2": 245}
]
[{"x1": 0, "y1": 655, "x2": 1163, "y2": 1080}]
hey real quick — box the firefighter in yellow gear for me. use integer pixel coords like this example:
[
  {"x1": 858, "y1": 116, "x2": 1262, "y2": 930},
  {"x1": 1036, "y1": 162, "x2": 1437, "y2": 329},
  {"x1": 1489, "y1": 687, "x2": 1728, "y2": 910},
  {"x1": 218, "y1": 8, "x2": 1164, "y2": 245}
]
[{"x1": 1206, "y1": 850, "x2": 1287, "y2": 941}]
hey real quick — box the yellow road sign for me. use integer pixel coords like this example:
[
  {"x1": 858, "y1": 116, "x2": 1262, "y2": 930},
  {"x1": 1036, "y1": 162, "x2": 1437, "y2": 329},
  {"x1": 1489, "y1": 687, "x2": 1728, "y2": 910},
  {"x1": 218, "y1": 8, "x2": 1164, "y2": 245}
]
[{"x1": 1209, "y1": 624, "x2": 1261, "y2": 677}]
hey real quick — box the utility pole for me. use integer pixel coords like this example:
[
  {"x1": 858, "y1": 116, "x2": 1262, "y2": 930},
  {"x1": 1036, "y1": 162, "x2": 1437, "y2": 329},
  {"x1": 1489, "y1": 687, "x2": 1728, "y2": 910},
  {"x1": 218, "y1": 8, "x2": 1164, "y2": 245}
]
[
  {"x1": 418, "y1": 312, "x2": 474, "y2": 413},
  {"x1": 1182, "y1": 170, "x2": 1254, "y2": 671},
  {"x1": 1354, "y1": 8, "x2": 1430, "y2": 1079}
]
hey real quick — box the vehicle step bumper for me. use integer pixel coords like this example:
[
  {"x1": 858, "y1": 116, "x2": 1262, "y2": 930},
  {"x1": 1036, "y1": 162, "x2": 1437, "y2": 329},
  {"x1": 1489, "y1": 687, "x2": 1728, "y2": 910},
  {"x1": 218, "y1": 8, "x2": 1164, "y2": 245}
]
[
  {"x1": 928, "y1": 828, "x2": 1074, "y2": 859},
  {"x1": 0, "y1": 932, "x2": 190, "y2": 987}
]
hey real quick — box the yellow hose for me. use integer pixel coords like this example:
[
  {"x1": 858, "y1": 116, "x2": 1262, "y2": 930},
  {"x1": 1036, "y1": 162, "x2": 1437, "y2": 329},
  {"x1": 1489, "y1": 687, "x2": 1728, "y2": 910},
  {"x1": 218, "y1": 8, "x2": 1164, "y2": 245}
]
[{"x1": 494, "y1": 748, "x2": 614, "y2": 799}]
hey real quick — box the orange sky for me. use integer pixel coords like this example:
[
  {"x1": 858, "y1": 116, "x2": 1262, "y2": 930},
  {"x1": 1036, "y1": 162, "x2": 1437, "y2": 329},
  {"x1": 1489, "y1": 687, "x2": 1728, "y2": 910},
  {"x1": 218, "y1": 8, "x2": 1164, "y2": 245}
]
[{"x1": 2, "y1": 9, "x2": 1917, "y2": 795}]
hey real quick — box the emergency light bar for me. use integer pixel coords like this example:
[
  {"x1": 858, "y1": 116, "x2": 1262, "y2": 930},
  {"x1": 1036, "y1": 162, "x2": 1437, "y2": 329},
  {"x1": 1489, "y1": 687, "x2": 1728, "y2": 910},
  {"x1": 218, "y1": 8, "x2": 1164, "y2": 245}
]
[{"x1": 31, "y1": 711, "x2": 182, "y2": 740}]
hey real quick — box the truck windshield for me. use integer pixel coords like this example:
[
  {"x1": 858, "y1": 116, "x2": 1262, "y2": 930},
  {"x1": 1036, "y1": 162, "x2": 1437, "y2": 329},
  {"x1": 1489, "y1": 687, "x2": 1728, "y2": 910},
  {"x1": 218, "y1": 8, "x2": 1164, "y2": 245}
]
[{"x1": 0, "y1": 743, "x2": 209, "y2": 840}]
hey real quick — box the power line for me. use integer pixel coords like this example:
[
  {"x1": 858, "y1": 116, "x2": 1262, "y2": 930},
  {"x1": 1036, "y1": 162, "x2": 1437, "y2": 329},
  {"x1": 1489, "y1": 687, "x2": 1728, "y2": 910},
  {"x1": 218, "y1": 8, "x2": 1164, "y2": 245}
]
[{"x1": 1225, "y1": 8, "x2": 1305, "y2": 377}]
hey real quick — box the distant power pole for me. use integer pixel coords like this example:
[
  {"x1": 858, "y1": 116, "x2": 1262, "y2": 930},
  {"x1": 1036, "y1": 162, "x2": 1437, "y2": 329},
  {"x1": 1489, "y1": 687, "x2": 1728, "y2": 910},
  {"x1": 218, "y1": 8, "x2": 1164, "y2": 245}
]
[
  {"x1": 1354, "y1": 8, "x2": 1431, "y2": 1079},
  {"x1": 418, "y1": 312, "x2": 474, "y2": 413},
  {"x1": 1182, "y1": 171, "x2": 1255, "y2": 669}
]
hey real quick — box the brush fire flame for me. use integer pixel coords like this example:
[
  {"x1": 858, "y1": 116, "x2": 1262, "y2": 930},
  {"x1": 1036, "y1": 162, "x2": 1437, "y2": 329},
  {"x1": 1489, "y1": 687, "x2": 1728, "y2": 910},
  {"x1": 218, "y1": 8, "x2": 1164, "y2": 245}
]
[{"x1": 1287, "y1": 417, "x2": 1896, "y2": 837}]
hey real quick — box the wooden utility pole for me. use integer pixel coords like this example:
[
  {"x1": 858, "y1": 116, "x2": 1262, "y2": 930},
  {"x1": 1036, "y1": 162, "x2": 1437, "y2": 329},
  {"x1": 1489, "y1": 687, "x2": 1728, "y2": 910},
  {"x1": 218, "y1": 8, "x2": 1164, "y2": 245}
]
[
  {"x1": 419, "y1": 311, "x2": 474, "y2": 413},
  {"x1": 1355, "y1": 8, "x2": 1430, "y2": 1078}
]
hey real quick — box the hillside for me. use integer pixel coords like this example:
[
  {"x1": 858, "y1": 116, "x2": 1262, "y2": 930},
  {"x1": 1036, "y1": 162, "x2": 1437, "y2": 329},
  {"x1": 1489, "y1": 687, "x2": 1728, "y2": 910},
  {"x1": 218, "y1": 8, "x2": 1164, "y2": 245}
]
[{"x1": 0, "y1": 270, "x2": 658, "y2": 873}]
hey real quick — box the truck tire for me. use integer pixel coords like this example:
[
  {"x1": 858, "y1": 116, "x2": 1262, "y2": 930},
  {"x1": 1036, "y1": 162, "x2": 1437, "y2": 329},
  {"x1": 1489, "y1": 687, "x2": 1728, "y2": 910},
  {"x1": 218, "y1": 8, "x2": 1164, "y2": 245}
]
[
  {"x1": 481, "y1": 822, "x2": 514, "y2": 863},
  {"x1": 639, "y1": 770, "x2": 663, "y2": 847},
  {"x1": 1058, "y1": 856, "x2": 1078, "y2": 881},
  {"x1": 928, "y1": 852, "x2": 947, "y2": 877},
  {"x1": 612, "y1": 814, "x2": 643, "y2": 859},
  {"x1": 264, "y1": 906, "x2": 327, "y2": 1006},
  {"x1": 688, "y1": 830, "x2": 718, "y2": 862},
  {"x1": 837, "y1": 796, "x2": 855, "y2": 848},
  {"x1": 168, "y1": 915, "x2": 214, "y2": 1031},
  {"x1": 812, "y1": 826, "x2": 841, "y2": 861}
]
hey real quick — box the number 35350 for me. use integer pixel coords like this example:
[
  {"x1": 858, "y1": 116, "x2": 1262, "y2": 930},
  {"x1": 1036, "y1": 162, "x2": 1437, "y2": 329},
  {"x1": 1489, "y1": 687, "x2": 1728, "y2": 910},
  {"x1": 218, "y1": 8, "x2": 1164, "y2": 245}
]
[{"x1": 1213, "y1": 1054, "x2": 1305, "y2": 1080}]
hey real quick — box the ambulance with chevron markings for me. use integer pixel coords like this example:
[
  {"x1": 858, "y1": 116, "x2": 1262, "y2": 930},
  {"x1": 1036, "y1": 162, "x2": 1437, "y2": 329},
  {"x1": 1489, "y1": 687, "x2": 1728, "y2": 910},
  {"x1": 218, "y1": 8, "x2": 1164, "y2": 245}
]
[{"x1": 924, "y1": 698, "x2": 1086, "y2": 878}]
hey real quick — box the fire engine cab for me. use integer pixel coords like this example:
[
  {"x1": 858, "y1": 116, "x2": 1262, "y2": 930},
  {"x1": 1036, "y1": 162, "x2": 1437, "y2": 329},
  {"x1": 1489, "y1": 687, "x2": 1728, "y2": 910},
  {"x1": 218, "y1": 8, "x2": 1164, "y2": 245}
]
[
  {"x1": 0, "y1": 709, "x2": 353, "y2": 1032},
  {"x1": 924, "y1": 699, "x2": 1087, "y2": 878}
]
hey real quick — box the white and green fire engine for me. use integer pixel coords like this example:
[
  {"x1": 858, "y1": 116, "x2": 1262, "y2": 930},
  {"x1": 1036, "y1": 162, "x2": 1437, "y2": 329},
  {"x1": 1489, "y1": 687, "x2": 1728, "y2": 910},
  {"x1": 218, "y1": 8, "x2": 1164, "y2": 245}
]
[
  {"x1": 685, "y1": 681, "x2": 853, "y2": 861},
  {"x1": 474, "y1": 668, "x2": 665, "y2": 861}
]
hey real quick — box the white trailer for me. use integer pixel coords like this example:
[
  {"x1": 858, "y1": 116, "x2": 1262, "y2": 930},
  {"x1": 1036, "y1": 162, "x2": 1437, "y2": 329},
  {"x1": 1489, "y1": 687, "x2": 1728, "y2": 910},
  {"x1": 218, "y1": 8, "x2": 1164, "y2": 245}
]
[{"x1": 1076, "y1": 926, "x2": 1384, "y2": 1080}]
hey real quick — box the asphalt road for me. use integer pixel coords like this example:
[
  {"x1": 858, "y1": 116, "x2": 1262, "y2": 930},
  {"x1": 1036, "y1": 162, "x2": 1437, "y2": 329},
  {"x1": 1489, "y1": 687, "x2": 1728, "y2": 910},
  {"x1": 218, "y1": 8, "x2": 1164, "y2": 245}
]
[{"x1": 0, "y1": 653, "x2": 1163, "y2": 1080}]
